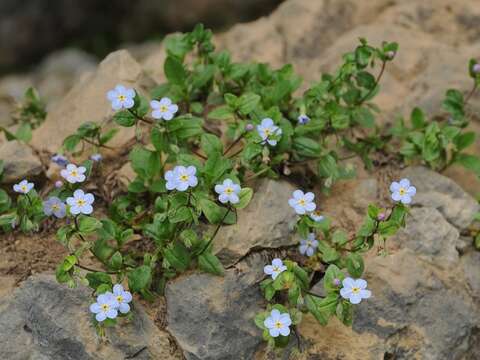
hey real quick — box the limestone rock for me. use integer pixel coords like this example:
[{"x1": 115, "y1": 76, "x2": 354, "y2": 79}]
[
  {"x1": 0, "y1": 140, "x2": 43, "y2": 183},
  {"x1": 0, "y1": 275, "x2": 180, "y2": 360},
  {"x1": 166, "y1": 253, "x2": 268, "y2": 360},
  {"x1": 213, "y1": 179, "x2": 298, "y2": 266}
]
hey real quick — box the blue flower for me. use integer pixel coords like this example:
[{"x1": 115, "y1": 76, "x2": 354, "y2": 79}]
[
  {"x1": 264, "y1": 309, "x2": 291, "y2": 337},
  {"x1": 309, "y1": 210, "x2": 324, "y2": 222},
  {"x1": 89, "y1": 292, "x2": 118, "y2": 322},
  {"x1": 340, "y1": 277, "x2": 371, "y2": 304},
  {"x1": 151, "y1": 97, "x2": 178, "y2": 121},
  {"x1": 90, "y1": 153, "x2": 102, "y2": 162},
  {"x1": 214, "y1": 179, "x2": 241, "y2": 204},
  {"x1": 61, "y1": 164, "x2": 86, "y2": 184},
  {"x1": 288, "y1": 190, "x2": 316, "y2": 215},
  {"x1": 112, "y1": 284, "x2": 133, "y2": 314},
  {"x1": 107, "y1": 84, "x2": 135, "y2": 110},
  {"x1": 257, "y1": 118, "x2": 282, "y2": 146},
  {"x1": 66, "y1": 189, "x2": 94, "y2": 215},
  {"x1": 43, "y1": 197, "x2": 66, "y2": 218},
  {"x1": 165, "y1": 165, "x2": 198, "y2": 192},
  {"x1": 299, "y1": 233, "x2": 319, "y2": 257},
  {"x1": 51, "y1": 154, "x2": 68, "y2": 167},
  {"x1": 390, "y1": 178, "x2": 416, "y2": 204},
  {"x1": 297, "y1": 114, "x2": 310, "y2": 125},
  {"x1": 13, "y1": 180, "x2": 34, "y2": 194},
  {"x1": 263, "y1": 258, "x2": 287, "y2": 280}
]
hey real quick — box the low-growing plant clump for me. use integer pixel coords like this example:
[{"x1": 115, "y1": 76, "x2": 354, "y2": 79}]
[{"x1": 0, "y1": 24, "x2": 479, "y2": 350}]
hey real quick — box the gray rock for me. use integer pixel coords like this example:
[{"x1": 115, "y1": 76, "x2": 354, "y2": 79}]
[
  {"x1": 394, "y1": 207, "x2": 460, "y2": 267},
  {"x1": 0, "y1": 275, "x2": 179, "y2": 360},
  {"x1": 461, "y1": 250, "x2": 480, "y2": 300},
  {"x1": 401, "y1": 166, "x2": 479, "y2": 230},
  {"x1": 0, "y1": 140, "x2": 43, "y2": 183},
  {"x1": 213, "y1": 179, "x2": 298, "y2": 266},
  {"x1": 166, "y1": 252, "x2": 268, "y2": 360}
]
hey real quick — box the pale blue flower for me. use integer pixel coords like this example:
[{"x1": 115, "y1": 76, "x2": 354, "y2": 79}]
[
  {"x1": 66, "y1": 189, "x2": 94, "y2": 215},
  {"x1": 340, "y1": 277, "x2": 371, "y2": 304},
  {"x1": 89, "y1": 292, "x2": 118, "y2": 322},
  {"x1": 263, "y1": 258, "x2": 287, "y2": 280},
  {"x1": 390, "y1": 178, "x2": 416, "y2": 204},
  {"x1": 257, "y1": 118, "x2": 282, "y2": 146},
  {"x1": 90, "y1": 153, "x2": 102, "y2": 162},
  {"x1": 13, "y1": 180, "x2": 34, "y2": 194},
  {"x1": 309, "y1": 210, "x2": 324, "y2": 222},
  {"x1": 51, "y1": 154, "x2": 68, "y2": 167},
  {"x1": 107, "y1": 84, "x2": 135, "y2": 110},
  {"x1": 61, "y1": 164, "x2": 86, "y2": 184},
  {"x1": 55, "y1": 180, "x2": 63, "y2": 188},
  {"x1": 264, "y1": 309, "x2": 291, "y2": 337},
  {"x1": 299, "y1": 233, "x2": 318, "y2": 257},
  {"x1": 43, "y1": 196, "x2": 66, "y2": 218},
  {"x1": 112, "y1": 284, "x2": 133, "y2": 314},
  {"x1": 165, "y1": 165, "x2": 198, "y2": 192},
  {"x1": 288, "y1": 190, "x2": 316, "y2": 215},
  {"x1": 151, "y1": 97, "x2": 178, "y2": 121},
  {"x1": 297, "y1": 114, "x2": 310, "y2": 125},
  {"x1": 214, "y1": 179, "x2": 241, "y2": 204}
]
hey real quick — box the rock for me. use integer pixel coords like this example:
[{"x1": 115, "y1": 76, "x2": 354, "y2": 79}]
[
  {"x1": 166, "y1": 252, "x2": 268, "y2": 360},
  {"x1": 30, "y1": 50, "x2": 148, "y2": 153},
  {"x1": 0, "y1": 140, "x2": 43, "y2": 183},
  {"x1": 0, "y1": 274, "x2": 180, "y2": 360},
  {"x1": 401, "y1": 166, "x2": 479, "y2": 229},
  {"x1": 213, "y1": 179, "x2": 298, "y2": 266},
  {"x1": 461, "y1": 250, "x2": 480, "y2": 300},
  {"x1": 394, "y1": 207, "x2": 460, "y2": 267}
]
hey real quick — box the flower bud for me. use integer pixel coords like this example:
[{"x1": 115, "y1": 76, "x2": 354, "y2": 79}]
[
  {"x1": 386, "y1": 51, "x2": 396, "y2": 60},
  {"x1": 333, "y1": 278, "x2": 341, "y2": 286},
  {"x1": 245, "y1": 123, "x2": 254, "y2": 131},
  {"x1": 473, "y1": 63, "x2": 480, "y2": 74},
  {"x1": 377, "y1": 213, "x2": 386, "y2": 221},
  {"x1": 55, "y1": 180, "x2": 63, "y2": 188}
]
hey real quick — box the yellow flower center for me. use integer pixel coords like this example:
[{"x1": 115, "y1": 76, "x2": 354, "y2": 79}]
[
  {"x1": 275, "y1": 321, "x2": 283, "y2": 329},
  {"x1": 118, "y1": 95, "x2": 126, "y2": 102},
  {"x1": 225, "y1": 187, "x2": 234, "y2": 194},
  {"x1": 399, "y1": 187, "x2": 406, "y2": 196},
  {"x1": 160, "y1": 105, "x2": 168, "y2": 112},
  {"x1": 297, "y1": 199, "x2": 306, "y2": 206},
  {"x1": 351, "y1": 287, "x2": 360, "y2": 294},
  {"x1": 116, "y1": 295, "x2": 123, "y2": 303},
  {"x1": 70, "y1": 170, "x2": 78, "y2": 177},
  {"x1": 76, "y1": 199, "x2": 86, "y2": 206},
  {"x1": 101, "y1": 304, "x2": 110, "y2": 311},
  {"x1": 264, "y1": 129, "x2": 271, "y2": 136},
  {"x1": 52, "y1": 204, "x2": 59, "y2": 211},
  {"x1": 21, "y1": 185, "x2": 27, "y2": 192},
  {"x1": 180, "y1": 174, "x2": 189, "y2": 182},
  {"x1": 273, "y1": 266, "x2": 280, "y2": 272}
]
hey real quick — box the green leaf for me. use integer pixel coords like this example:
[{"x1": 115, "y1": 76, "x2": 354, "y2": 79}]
[
  {"x1": 455, "y1": 153, "x2": 480, "y2": 177},
  {"x1": 233, "y1": 187, "x2": 253, "y2": 209},
  {"x1": 128, "y1": 265, "x2": 152, "y2": 293},
  {"x1": 354, "y1": 107, "x2": 375, "y2": 128},
  {"x1": 208, "y1": 105, "x2": 234, "y2": 120},
  {"x1": 86, "y1": 272, "x2": 112, "y2": 290},
  {"x1": 410, "y1": 107, "x2": 426, "y2": 129},
  {"x1": 168, "y1": 205, "x2": 193, "y2": 223},
  {"x1": 164, "y1": 242, "x2": 191, "y2": 272},
  {"x1": 198, "y1": 252, "x2": 224, "y2": 276},
  {"x1": 199, "y1": 198, "x2": 223, "y2": 223},
  {"x1": 113, "y1": 110, "x2": 136, "y2": 127},
  {"x1": 77, "y1": 215, "x2": 102, "y2": 234},
  {"x1": 164, "y1": 56, "x2": 186, "y2": 85},
  {"x1": 63, "y1": 135, "x2": 82, "y2": 152},
  {"x1": 200, "y1": 133, "x2": 223, "y2": 156},
  {"x1": 293, "y1": 136, "x2": 322, "y2": 157},
  {"x1": 129, "y1": 146, "x2": 159, "y2": 179},
  {"x1": 331, "y1": 230, "x2": 348, "y2": 246},
  {"x1": 454, "y1": 132, "x2": 475, "y2": 152},
  {"x1": 237, "y1": 93, "x2": 260, "y2": 115},
  {"x1": 305, "y1": 294, "x2": 338, "y2": 325},
  {"x1": 346, "y1": 253, "x2": 364, "y2": 278},
  {"x1": 324, "y1": 264, "x2": 345, "y2": 293},
  {"x1": 15, "y1": 123, "x2": 32, "y2": 143}
]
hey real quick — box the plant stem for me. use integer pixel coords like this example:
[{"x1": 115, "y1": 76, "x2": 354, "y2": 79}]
[
  {"x1": 223, "y1": 132, "x2": 245, "y2": 155},
  {"x1": 357, "y1": 60, "x2": 386, "y2": 105},
  {"x1": 464, "y1": 81, "x2": 478, "y2": 106},
  {"x1": 198, "y1": 206, "x2": 231, "y2": 255}
]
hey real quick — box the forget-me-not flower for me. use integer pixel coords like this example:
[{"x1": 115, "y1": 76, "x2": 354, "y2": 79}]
[
  {"x1": 165, "y1": 165, "x2": 198, "y2": 192},
  {"x1": 61, "y1": 164, "x2": 86, "y2": 184},
  {"x1": 66, "y1": 189, "x2": 94, "y2": 215},
  {"x1": 214, "y1": 179, "x2": 241, "y2": 204},
  {"x1": 51, "y1": 154, "x2": 68, "y2": 167},
  {"x1": 43, "y1": 197, "x2": 66, "y2": 218},
  {"x1": 257, "y1": 118, "x2": 282, "y2": 146},
  {"x1": 297, "y1": 114, "x2": 310, "y2": 125},
  {"x1": 89, "y1": 292, "x2": 118, "y2": 322},
  {"x1": 264, "y1": 309, "x2": 292, "y2": 337},
  {"x1": 151, "y1": 97, "x2": 178, "y2": 121},
  {"x1": 13, "y1": 180, "x2": 34, "y2": 194},
  {"x1": 390, "y1": 178, "x2": 416, "y2": 204},
  {"x1": 309, "y1": 210, "x2": 324, "y2": 223},
  {"x1": 90, "y1": 153, "x2": 102, "y2": 162},
  {"x1": 288, "y1": 190, "x2": 316, "y2": 215},
  {"x1": 264, "y1": 258, "x2": 287, "y2": 280},
  {"x1": 107, "y1": 85, "x2": 135, "y2": 110},
  {"x1": 112, "y1": 284, "x2": 133, "y2": 314},
  {"x1": 299, "y1": 233, "x2": 319, "y2": 257},
  {"x1": 340, "y1": 277, "x2": 371, "y2": 304}
]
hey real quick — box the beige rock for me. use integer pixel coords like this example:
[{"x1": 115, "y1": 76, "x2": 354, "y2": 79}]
[{"x1": 0, "y1": 140, "x2": 43, "y2": 183}]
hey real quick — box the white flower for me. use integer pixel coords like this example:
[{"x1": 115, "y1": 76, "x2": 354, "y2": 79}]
[
  {"x1": 107, "y1": 84, "x2": 135, "y2": 110},
  {"x1": 214, "y1": 179, "x2": 241, "y2": 204},
  {"x1": 264, "y1": 258, "x2": 287, "y2": 280},
  {"x1": 43, "y1": 197, "x2": 66, "y2": 218},
  {"x1": 264, "y1": 309, "x2": 292, "y2": 337},
  {"x1": 309, "y1": 210, "x2": 324, "y2": 222},
  {"x1": 61, "y1": 164, "x2": 86, "y2": 184},
  {"x1": 13, "y1": 180, "x2": 34, "y2": 194},
  {"x1": 165, "y1": 165, "x2": 198, "y2": 192},
  {"x1": 151, "y1": 97, "x2": 178, "y2": 121},
  {"x1": 90, "y1": 153, "x2": 102, "y2": 162},
  {"x1": 299, "y1": 233, "x2": 319, "y2": 257},
  {"x1": 89, "y1": 292, "x2": 118, "y2": 322},
  {"x1": 112, "y1": 284, "x2": 133, "y2": 314},
  {"x1": 390, "y1": 178, "x2": 416, "y2": 204},
  {"x1": 340, "y1": 277, "x2": 371, "y2": 304},
  {"x1": 288, "y1": 190, "x2": 316, "y2": 215},
  {"x1": 66, "y1": 189, "x2": 94, "y2": 215},
  {"x1": 257, "y1": 118, "x2": 282, "y2": 146},
  {"x1": 297, "y1": 114, "x2": 310, "y2": 125}
]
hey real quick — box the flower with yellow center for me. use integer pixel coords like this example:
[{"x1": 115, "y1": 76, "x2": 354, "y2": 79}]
[
  {"x1": 264, "y1": 309, "x2": 292, "y2": 337},
  {"x1": 390, "y1": 178, "x2": 416, "y2": 205},
  {"x1": 257, "y1": 118, "x2": 282, "y2": 146},
  {"x1": 89, "y1": 292, "x2": 118, "y2": 322},
  {"x1": 43, "y1": 196, "x2": 66, "y2": 218},
  {"x1": 151, "y1": 97, "x2": 179, "y2": 121},
  {"x1": 264, "y1": 258, "x2": 287, "y2": 280},
  {"x1": 112, "y1": 284, "x2": 133, "y2": 314},
  {"x1": 215, "y1": 179, "x2": 241, "y2": 204},
  {"x1": 66, "y1": 189, "x2": 94, "y2": 215},
  {"x1": 288, "y1": 189, "x2": 316, "y2": 215},
  {"x1": 165, "y1": 165, "x2": 198, "y2": 192},
  {"x1": 61, "y1": 164, "x2": 86, "y2": 184},
  {"x1": 13, "y1": 180, "x2": 34, "y2": 194},
  {"x1": 340, "y1": 277, "x2": 371, "y2": 304},
  {"x1": 107, "y1": 84, "x2": 135, "y2": 110}
]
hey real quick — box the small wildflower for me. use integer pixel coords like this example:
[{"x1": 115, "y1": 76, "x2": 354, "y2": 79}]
[
  {"x1": 151, "y1": 97, "x2": 178, "y2": 121},
  {"x1": 309, "y1": 210, "x2": 324, "y2": 222},
  {"x1": 90, "y1": 153, "x2": 102, "y2": 162},
  {"x1": 43, "y1": 197, "x2": 66, "y2": 218},
  {"x1": 112, "y1": 284, "x2": 133, "y2": 314},
  {"x1": 333, "y1": 278, "x2": 341, "y2": 287},
  {"x1": 165, "y1": 165, "x2": 198, "y2": 192},
  {"x1": 264, "y1": 309, "x2": 292, "y2": 337},
  {"x1": 299, "y1": 233, "x2": 319, "y2": 257},
  {"x1": 51, "y1": 154, "x2": 68, "y2": 167},
  {"x1": 377, "y1": 212, "x2": 386, "y2": 221},
  {"x1": 297, "y1": 114, "x2": 310, "y2": 125},
  {"x1": 245, "y1": 123, "x2": 254, "y2": 131},
  {"x1": 66, "y1": 189, "x2": 94, "y2": 215},
  {"x1": 89, "y1": 292, "x2": 118, "y2": 322},
  {"x1": 55, "y1": 180, "x2": 63, "y2": 188},
  {"x1": 386, "y1": 51, "x2": 396, "y2": 60},
  {"x1": 257, "y1": 118, "x2": 282, "y2": 146},
  {"x1": 214, "y1": 179, "x2": 241, "y2": 204},
  {"x1": 340, "y1": 277, "x2": 371, "y2": 304},
  {"x1": 288, "y1": 190, "x2": 316, "y2": 215},
  {"x1": 390, "y1": 178, "x2": 416, "y2": 204},
  {"x1": 107, "y1": 84, "x2": 135, "y2": 110},
  {"x1": 263, "y1": 258, "x2": 287, "y2": 280},
  {"x1": 473, "y1": 63, "x2": 480, "y2": 74},
  {"x1": 61, "y1": 164, "x2": 86, "y2": 184},
  {"x1": 13, "y1": 180, "x2": 34, "y2": 194}
]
